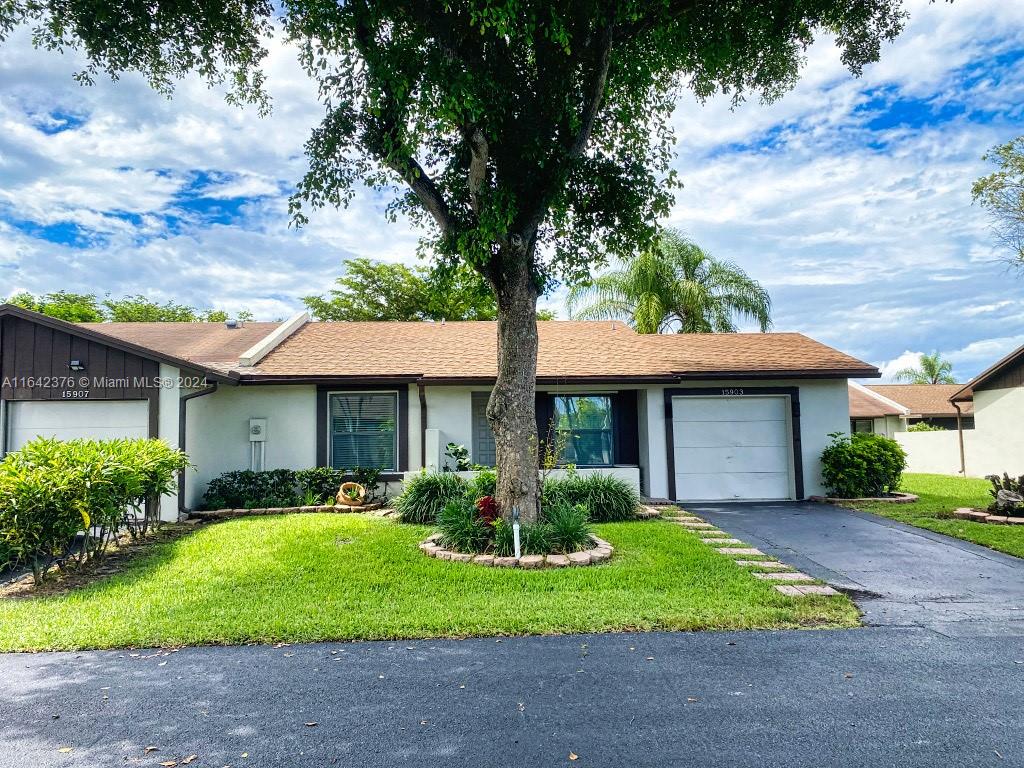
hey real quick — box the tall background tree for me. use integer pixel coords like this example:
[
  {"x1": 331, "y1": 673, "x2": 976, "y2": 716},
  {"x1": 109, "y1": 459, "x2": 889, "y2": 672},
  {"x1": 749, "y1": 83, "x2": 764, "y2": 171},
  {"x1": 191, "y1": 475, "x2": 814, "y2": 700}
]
[
  {"x1": 893, "y1": 352, "x2": 956, "y2": 385},
  {"x1": 6, "y1": 292, "x2": 251, "y2": 323},
  {"x1": 567, "y1": 229, "x2": 771, "y2": 333},
  {"x1": 973, "y1": 136, "x2": 1024, "y2": 272},
  {"x1": 304, "y1": 258, "x2": 555, "y2": 321},
  {"x1": 1, "y1": 0, "x2": 910, "y2": 521}
]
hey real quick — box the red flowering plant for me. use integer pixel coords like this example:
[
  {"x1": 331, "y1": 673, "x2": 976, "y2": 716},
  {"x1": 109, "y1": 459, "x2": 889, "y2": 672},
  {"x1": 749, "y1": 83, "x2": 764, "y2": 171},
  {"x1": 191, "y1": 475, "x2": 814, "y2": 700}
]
[{"x1": 475, "y1": 495, "x2": 501, "y2": 524}]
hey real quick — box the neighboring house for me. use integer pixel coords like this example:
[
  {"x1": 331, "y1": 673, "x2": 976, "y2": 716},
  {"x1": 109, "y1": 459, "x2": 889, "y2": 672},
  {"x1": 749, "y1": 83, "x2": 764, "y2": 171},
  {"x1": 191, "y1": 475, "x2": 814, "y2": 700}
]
[
  {"x1": 950, "y1": 344, "x2": 1024, "y2": 477},
  {"x1": 847, "y1": 382, "x2": 975, "y2": 436},
  {"x1": 0, "y1": 304, "x2": 878, "y2": 515}
]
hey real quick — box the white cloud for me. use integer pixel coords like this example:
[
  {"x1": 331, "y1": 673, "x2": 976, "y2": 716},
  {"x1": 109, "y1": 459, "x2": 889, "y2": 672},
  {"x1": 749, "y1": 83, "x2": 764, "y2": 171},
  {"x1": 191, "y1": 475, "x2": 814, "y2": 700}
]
[
  {"x1": 878, "y1": 351, "x2": 925, "y2": 382},
  {"x1": 0, "y1": 4, "x2": 1022, "y2": 378}
]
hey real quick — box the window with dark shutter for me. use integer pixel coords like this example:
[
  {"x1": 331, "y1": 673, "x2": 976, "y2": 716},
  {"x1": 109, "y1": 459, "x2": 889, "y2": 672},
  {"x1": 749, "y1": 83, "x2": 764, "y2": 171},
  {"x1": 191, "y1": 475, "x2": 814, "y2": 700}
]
[
  {"x1": 553, "y1": 395, "x2": 614, "y2": 466},
  {"x1": 329, "y1": 392, "x2": 398, "y2": 470}
]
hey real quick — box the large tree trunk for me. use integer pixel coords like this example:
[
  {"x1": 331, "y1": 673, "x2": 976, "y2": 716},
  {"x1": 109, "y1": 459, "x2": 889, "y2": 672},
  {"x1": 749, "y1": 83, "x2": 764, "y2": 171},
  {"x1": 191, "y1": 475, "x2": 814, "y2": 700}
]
[{"x1": 487, "y1": 242, "x2": 541, "y2": 524}]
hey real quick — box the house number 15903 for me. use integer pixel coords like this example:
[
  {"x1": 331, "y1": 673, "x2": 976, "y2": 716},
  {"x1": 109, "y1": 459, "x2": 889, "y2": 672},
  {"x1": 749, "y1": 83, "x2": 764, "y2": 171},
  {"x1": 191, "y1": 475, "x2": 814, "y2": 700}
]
[{"x1": 721, "y1": 388, "x2": 745, "y2": 396}]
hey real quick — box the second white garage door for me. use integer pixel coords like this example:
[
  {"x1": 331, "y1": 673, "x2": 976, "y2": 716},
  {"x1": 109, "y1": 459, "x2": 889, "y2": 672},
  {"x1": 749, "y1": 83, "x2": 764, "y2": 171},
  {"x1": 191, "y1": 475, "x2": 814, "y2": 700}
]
[
  {"x1": 672, "y1": 395, "x2": 793, "y2": 501},
  {"x1": 7, "y1": 400, "x2": 150, "y2": 452}
]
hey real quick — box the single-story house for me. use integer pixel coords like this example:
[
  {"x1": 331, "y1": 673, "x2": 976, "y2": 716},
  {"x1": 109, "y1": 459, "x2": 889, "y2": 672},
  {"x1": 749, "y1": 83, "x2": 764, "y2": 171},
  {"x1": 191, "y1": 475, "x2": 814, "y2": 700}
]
[
  {"x1": 950, "y1": 344, "x2": 1024, "y2": 477},
  {"x1": 847, "y1": 382, "x2": 974, "y2": 436},
  {"x1": 0, "y1": 304, "x2": 879, "y2": 517}
]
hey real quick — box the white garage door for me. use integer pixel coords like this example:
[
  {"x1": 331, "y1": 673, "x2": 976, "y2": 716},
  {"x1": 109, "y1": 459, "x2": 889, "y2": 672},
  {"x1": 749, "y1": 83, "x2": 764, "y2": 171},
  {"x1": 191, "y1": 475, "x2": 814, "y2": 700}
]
[
  {"x1": 672, "y1": 395, "x2": 793, "y2": 501},
  {"x1": 7, "y1": 400, "x2": 150, "y2": 451}
]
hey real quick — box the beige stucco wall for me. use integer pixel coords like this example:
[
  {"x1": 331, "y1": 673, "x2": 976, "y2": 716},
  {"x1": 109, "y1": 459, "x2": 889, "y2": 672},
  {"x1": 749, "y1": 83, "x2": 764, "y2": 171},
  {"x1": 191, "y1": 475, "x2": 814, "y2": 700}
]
[
  {"x1": 642, "y1": 378, "x2": 850, "y2": 500},
  {"x1": 182, "y1": 384, "x2": 317, "y2": 509},
  {"x1": 891, "y1": 386, "x2": 1022, "y2": 477},
  {"x1": 968, "y1": 386, "x2": 1024, "y2": 476}
]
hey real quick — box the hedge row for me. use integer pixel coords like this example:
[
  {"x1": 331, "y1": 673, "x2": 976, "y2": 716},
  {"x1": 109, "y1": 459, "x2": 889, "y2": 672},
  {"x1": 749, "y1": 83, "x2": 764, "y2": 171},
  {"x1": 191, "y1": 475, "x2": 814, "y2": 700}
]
[
  {"x1": 0, "y1": 437, "x2": 188, "y2": 584},
  {"x1": 200, "y1": 466, "x2": 387, "y2": 510}
]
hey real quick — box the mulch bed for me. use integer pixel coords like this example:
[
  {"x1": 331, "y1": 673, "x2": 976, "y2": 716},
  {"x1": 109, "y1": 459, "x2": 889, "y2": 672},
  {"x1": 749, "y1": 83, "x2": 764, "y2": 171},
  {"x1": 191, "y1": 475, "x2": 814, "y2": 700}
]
[{"x1": 0, "y1": 523, "x2": 198, "y2": 600}]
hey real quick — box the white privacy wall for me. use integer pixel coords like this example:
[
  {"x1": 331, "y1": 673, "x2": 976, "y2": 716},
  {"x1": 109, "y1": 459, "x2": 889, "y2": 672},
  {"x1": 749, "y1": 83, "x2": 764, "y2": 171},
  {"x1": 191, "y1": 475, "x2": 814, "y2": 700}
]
[
  {"x1": 971, "y1": 387, "x2": 1024, "y2": 476},
  {"x1": 183, "y1": 384, "x2": 317, "y2": 509},
  {"x1": 892, "y1": 387, "x2": 1023, "y2": 478},
  {"x1": 641, "y1": 378, "x2": 850, "y2": 500}
]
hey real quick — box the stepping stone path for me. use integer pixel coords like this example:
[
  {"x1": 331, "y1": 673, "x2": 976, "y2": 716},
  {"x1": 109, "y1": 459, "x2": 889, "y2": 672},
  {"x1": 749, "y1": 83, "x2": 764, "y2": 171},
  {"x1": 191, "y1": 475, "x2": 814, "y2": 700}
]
[
  {"x1": 774, "y1": 584, "x2": 840, "y2": 597},
  {"x1": 666, "y1": 509, "x2": 842, "y2": 599},
  {"x1": 735, "y1": 560, "x2": 791, "y2": 570},
  {"x1": 716, "y1": 547, "x2": 765, "y2": 556},
  {"x1": 752, "y1": 571, "x2": 814, "y2": 582}
]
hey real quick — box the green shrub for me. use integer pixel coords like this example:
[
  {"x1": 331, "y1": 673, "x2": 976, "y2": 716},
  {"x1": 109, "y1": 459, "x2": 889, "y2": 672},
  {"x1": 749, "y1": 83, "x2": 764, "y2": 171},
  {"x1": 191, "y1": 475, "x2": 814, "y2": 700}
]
[
  {"x1": 437, "y1": 497, "x2": 491, "y2": 553},
  {"x1": 820, "y1": 432, "x2": 907, "y2": 498},
  {"x1": 908, "y1": 421, "x2": 944, "y2": 432},
  {"x1": 0, "y1": 437, "x2": 188, "y2": 584},
  {"x1": 543, "y1": 473, "x2": 639, "y2": 522},
  {"x1": 543, "y1": 502, "x2": 593, "y2": 553},
  {"x1": 294, "y1": 467, "x2": 345, "y2": 505},
  {"x1": 468, "y1": 469, "x2": 497, "y2": 500},
  {"x1": 395, "y1": 471, "x2": 468, "y2": 523},
  {"x1": 351, "y1": 466, "x2": 386, "y2": 501},
  {"x1": 202, "y1": 469, "x2": 299, "y2": 509},
  {"x1": 491, "y1": 518, "x2": 554, "y2": 557},
  {"x1": 986, "y1": 473, "x2": 1024, "y2": 512}
]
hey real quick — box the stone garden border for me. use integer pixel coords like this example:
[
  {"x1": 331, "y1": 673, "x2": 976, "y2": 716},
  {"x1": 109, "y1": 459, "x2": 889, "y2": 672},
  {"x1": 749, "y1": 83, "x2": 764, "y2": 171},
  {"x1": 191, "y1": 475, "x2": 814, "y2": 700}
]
[
  {"x1": 809, "y1": 492, "x2": 919, "y2": 505},
  {"x1": 952, "y1": 508, "x2": 1024, "y2": 525},
  {"x1": 419, "y1": 533, "x2": 614, "y2": 568},
  {"x1": 190, "y1": 502, "x2": 386, "y2": 521}
]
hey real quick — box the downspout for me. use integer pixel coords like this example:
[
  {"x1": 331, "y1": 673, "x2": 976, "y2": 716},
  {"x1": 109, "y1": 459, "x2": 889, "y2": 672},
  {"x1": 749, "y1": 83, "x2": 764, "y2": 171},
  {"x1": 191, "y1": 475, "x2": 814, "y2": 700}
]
[
  {"x1": 178, "y1": 383, "x2": 218, "y2": 516},
  {"x1": 418, "y1": 382, "x2": 427, "y2": 470},
  {"x1": 953, "y1": 401, "x2": 966, "y2": 475}
]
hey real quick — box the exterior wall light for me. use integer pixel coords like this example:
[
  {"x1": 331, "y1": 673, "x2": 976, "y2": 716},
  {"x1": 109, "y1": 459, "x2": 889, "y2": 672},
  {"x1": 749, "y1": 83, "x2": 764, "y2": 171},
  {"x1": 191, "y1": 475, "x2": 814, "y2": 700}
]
[{"x1": 68, "y1": 360, "x2": 86, "y2": 371}]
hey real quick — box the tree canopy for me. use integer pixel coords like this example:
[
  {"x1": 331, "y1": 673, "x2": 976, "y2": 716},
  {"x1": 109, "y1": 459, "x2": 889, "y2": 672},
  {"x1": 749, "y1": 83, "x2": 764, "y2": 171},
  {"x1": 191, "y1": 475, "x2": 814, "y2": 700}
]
[
  {"x1": 567, "y1": 229, "x2": 771, "y2": 333},
  {"x1": 5, "y1": 292, "x2": 252, "y2": 323},
  {"x1": 304, "y1": 258, "x2": 555, "y2": 321},
  {"x1": 973, "y1": 136, "x2": 1024, "y2": 272},
  {"x1": 893, "y1": 352, "x2": 956, "y2": 385},
  {"x1": 1, "y1": 0, "x2": 912, "y2": 520}
]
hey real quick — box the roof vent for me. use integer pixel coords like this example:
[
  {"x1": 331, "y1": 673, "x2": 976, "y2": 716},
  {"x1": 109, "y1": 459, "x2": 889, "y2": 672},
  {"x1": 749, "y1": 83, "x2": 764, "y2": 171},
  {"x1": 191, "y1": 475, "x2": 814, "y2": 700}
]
[{"x1": 225, "y1": 319, "x2": 244, "y2": 329}]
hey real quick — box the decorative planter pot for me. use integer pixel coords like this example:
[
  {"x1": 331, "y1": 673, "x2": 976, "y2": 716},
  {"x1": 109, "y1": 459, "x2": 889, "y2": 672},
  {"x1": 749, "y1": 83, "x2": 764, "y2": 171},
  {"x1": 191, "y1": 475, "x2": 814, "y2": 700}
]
[{"x1": 336, "y1": 482, "x2": 366, "y2": 507}]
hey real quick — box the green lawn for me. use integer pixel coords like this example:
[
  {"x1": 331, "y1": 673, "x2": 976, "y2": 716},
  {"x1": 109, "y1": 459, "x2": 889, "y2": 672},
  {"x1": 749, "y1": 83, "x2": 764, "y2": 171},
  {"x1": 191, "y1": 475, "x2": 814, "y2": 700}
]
[
  {"x1": 0, "y1": 515, "x2": 858, "y2": 651},
  {"x1": 855, "y1": 473, "x2": 1024, "y2": 558}
]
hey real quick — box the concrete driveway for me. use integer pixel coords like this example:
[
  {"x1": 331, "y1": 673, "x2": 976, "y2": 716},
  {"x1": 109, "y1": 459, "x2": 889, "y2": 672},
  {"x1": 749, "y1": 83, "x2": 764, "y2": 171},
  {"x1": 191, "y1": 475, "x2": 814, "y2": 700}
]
[{"x1": 691, "y1": 501, "x2": 1024, "y2": 636}]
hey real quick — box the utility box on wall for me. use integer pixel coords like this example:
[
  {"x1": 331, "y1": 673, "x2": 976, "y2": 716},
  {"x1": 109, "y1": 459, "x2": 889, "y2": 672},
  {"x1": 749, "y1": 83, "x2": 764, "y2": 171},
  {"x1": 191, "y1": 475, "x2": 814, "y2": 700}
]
[{"x1": 249, "y1": 418, "x2": 267, "y2": 442}]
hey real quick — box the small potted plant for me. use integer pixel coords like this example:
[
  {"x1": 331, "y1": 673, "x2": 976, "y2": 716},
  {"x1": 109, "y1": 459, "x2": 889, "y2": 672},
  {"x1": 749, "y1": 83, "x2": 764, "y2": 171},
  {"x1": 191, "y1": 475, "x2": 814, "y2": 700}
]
[{"x1": 336, "y1": 482, "x2": 366, "y2": 507}]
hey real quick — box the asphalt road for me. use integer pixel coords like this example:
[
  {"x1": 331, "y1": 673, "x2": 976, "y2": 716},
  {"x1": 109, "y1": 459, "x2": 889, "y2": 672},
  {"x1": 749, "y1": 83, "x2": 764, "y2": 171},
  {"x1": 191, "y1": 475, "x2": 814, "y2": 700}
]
[{"x1": 3, "y1": 504, "x2": 1023, "y2": 767}]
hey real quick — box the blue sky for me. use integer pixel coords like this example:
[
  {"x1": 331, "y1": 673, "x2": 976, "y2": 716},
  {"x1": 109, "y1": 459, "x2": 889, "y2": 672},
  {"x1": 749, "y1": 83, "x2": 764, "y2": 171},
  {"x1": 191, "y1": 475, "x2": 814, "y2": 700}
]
[{"x1": 0, "y1": 0, "x2": 1022, "y2": 381}]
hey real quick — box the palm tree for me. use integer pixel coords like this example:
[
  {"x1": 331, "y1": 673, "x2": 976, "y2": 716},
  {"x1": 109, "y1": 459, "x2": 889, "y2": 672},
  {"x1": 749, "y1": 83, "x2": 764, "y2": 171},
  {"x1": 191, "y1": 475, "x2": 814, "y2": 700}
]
[
  {"x1": 893, "y1": 352, "x2": 956, "y2": 384},
  {"x1": 566, "y1": 229, "x2": 772, "y2": 333}
]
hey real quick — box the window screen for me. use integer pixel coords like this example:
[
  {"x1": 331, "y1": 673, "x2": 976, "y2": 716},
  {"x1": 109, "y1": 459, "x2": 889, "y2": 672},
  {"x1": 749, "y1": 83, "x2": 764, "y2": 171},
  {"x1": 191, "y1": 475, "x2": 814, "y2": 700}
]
[
  {"x1": 554, "y1": 395, "x2": 613, "y2": 466},
  {"x1": 329, "y1": 392, "x2": 398, "y2": 470}
]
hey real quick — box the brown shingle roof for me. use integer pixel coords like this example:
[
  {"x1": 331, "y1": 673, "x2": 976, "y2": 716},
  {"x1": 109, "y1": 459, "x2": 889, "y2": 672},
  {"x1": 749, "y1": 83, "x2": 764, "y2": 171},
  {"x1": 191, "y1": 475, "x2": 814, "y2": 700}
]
[
  {"x1": 82, "y1": 322, "x2": 282, "y2": 367},
  {"x1": 849, "y1": 385, "x2": 904, "y2": 418},
  {"x1": 250, "y1": 321, "x2": 877, "y2": 380},
  {"x1": 866, "y1": 384, "x2": 973, "y2": 416}
]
